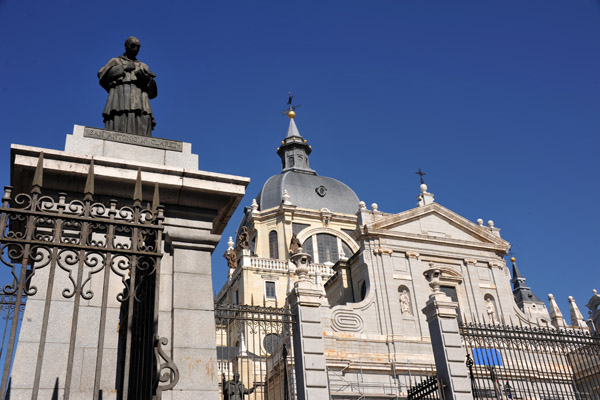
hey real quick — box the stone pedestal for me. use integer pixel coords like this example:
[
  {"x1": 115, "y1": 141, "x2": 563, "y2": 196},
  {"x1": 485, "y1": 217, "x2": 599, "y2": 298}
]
[
  {"x1": 8, "y1": 126, "x2": 249, "y2": 399},
  {"x1": 421, "y1": 268, "x2": 473, "y2": 400},
  {"x1": 287, "y1": 253, "x2": 330, "y2": 400}
]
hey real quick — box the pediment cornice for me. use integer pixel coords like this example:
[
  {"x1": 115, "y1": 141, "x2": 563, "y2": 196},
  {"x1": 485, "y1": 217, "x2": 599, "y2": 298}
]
[{"x1": 367, "y1": 203, "x2": 510, "y2": 251}]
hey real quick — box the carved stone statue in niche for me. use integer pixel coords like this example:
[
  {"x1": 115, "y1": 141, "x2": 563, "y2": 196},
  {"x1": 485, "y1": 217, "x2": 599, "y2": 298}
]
[
  {"x1": 399, "y1": 288, "x2": 412, "y2": 315},
  {"x1": 289, "y1": 233, "x2": 301, "y2": 255},
  {"x1": 485, "y1": 296, "x2": 498, "y2": 323}
]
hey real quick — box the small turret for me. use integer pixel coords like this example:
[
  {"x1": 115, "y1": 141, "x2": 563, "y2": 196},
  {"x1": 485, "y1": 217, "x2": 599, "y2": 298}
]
[
  {"x1": 276, "y1": 110, "x2": 315, "y2": 174},
  {"x1": 510, "y1": 257, "x2": 549, "y2": 323}
]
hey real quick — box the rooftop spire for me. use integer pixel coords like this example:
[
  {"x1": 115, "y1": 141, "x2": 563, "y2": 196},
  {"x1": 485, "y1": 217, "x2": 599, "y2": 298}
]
[
  {"x1": 548, "y1": 293, "x2": 566, "y2": 328},
  {"x1": 276, "y1": 93, "x2": 315, "y2": 174},
  {"x1": 568, "y1": 296, "x2": 587, "y2": 328},
  {"x1": 510, "y1": 257, "x2": 544, "y2": 307}
]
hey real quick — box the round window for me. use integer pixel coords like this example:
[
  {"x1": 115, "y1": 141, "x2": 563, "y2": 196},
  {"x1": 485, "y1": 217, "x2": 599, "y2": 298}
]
[{"x1": 263, "y1": 333, "x2": 281, "y2": 355}]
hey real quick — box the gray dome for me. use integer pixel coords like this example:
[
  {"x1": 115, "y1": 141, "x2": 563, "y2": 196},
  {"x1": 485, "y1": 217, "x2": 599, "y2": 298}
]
[{"x1": 257, "y1": 170, "x2": 359, "y2": 215}]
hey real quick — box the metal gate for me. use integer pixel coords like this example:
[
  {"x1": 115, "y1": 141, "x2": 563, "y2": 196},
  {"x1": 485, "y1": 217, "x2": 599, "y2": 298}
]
[
  {"x1": 0, "y1": 155, "x2": 178, "y2": 399},
  {"x1": 461, "y1": 321, "x2": 600, "y2": 400},
  {"x1": 215, "y1": 303, "x2": 296, "y2": 400},
  {"x1": 407, "y1": 375, "x2": 443, "y2": 400}
]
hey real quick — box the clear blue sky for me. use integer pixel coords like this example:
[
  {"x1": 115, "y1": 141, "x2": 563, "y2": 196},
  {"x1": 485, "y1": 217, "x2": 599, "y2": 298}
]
[{"x1": 1, "y1": 0, "x2": 599, "y2": 318}]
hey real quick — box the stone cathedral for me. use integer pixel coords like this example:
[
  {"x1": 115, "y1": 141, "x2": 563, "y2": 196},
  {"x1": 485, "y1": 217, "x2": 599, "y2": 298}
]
[{"x1": 215, "y1": 109, "x2": 594, "y2": 399}]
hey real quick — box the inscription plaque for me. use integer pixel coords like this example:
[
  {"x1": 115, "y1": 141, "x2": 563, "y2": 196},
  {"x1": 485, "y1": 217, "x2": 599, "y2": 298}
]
[{"x1": 84, "y1": 127, "x2": 183, "y2": 152}]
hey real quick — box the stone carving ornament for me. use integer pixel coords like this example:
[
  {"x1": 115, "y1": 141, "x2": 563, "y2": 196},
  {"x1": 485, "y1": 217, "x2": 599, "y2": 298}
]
[
  {"x1": 331, "y1": 310, "x2": 365, "y2": 333},
  {"x1": 485, "y1": 296, "x2": 498, "y2": 323},
  {"x1": 237, "y1": 226, "x2": 250, "y2": 250},
  {"x1": 399, "y1": 288, "x2": 412, "y2": 315},
  {"x1": 224, "y1": 248, "x2": 238, "y2": 269},
  {"x1": 98, "y1": 37, "x2": 157, "y2": 136},
  {"x1": 289, "y1": 233, "x2": 301, "y2": 255}
]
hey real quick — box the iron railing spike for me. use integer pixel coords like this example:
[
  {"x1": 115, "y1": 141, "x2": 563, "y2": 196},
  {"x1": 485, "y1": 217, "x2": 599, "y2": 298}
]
[
  {"x1": 84, "y1": 159, "x2": 95, "y2": 201},
  {"x1": 31, "y1": 152, "x2": 44, "y2": 195},
  {"x1": 133, "y1": 168, "x2": 143, "y2": 206}
]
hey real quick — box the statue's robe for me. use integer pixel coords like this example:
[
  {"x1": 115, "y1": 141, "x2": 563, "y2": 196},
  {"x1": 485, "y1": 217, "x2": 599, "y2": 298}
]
[{"x1": 98, "y1": 55, "x2": 157, "y2": 137}]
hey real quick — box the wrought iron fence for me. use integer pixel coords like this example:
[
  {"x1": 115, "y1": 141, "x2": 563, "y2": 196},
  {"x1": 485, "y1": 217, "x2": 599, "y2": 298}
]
[
  {"x1": 0, "y1": 155, "x2": 178, "y2": 399},
  {"x1": 407, "y1": 375, "x2": 443, "y2": 400},
  {"x1": 215, "y1": 303, "x2": 296, "y2": 400},
  {"x1": 461, "y1": 321, "x2": 600, "y2": 400},
  {"x1": 0, "y1": 289, "x2": 26, "y2": 367}
]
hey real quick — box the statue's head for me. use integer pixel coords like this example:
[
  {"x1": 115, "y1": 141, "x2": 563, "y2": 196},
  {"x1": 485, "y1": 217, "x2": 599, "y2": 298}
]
[
  {"x1": 233, "y1": 373, "x2": 240, "y2": 382},
  {"x1": 124, "y1": 36, "x2": 141, "y2": 59}
]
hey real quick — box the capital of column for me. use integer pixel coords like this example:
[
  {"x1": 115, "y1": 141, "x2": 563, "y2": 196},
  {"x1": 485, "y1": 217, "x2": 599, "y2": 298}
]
[
  {"x1": 164, "y1": 225, "x2": 221, "y2": 252},
  {"x1": 406, "y1": 251, "x2": 420, "y2": 259},
  {"x1": 464, "y1": 258, "x2": 477, "y2": 266}
]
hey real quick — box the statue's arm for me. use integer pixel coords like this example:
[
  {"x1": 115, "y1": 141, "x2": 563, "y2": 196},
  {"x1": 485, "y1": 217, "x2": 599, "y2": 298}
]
[
  {"x1": 146, "y1": 78, "x2": 158, "y2": 99},
  {"x1": 136, "y1": 63, "x2": 158, "y2": 99},
  {"x1": 98, "y1": 59, "x2": 125, "y2": 91}
]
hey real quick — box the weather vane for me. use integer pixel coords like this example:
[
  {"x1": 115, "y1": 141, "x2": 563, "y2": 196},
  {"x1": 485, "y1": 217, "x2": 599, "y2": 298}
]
[
  {"x1": 282, "y1": 91, "x2": 301, "y2": 116},
  {"x1": 415, "y1": 168, "x2": 426, "y2": 185}
]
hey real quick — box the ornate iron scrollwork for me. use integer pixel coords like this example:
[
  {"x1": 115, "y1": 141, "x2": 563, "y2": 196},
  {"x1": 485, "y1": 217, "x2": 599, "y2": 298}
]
[{"x1": 154, "y1": 335, "x2": 180, "y2": 395}]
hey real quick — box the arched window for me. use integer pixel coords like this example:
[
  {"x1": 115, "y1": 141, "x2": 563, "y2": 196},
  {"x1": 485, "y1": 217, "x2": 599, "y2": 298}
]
[
  {"x1": 302, "y1": 233, "x2": 353, "y2": 264},
  {"x1": 269, "y1": 230, "x2": 279, "y2": 259}
]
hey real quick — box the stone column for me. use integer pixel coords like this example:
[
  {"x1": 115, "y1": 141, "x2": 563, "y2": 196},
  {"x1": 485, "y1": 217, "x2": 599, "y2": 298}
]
[
  {"x1": 287, "y1": 253, "x2": 330, "y2": 400},
  {"x1": 422, "y1": 267, "x2": 473, "y2": 400},
  {"x1": 165, "y1": 225, "x2": 222, "y2": 400}
]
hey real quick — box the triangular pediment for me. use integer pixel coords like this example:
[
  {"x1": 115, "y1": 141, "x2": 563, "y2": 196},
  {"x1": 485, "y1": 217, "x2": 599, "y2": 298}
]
[{"x1": 368, "y1": 203, "x2": 509, "y2": 249}]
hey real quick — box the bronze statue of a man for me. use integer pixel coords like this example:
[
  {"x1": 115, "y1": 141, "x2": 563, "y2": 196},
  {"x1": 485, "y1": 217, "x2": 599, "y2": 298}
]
[
  {"x1": 222, "y1": 373, "x2": 255, "y2": 400},
  {"x1": 98, "y1": 37, "x2": 157, "y2": 136}
]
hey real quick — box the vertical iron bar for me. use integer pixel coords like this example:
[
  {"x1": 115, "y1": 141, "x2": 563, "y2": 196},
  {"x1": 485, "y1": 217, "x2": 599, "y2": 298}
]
[
  {"x1": 63, "y1": 217, "x2": 90, "y2": 400},
  {"x1": 0, "y1": 257, "x2": 28, "y2": 397},
  {"x1": 92, "y1": 212, "x2": 115, "y2": 400},
  {"x1": 0, "y1": 193, "x2": 37, "y2": 397},
  {"x1": 122, "y1": 219, "x2": 140, "y2": 400},
  {"x1": 31, "y1": 215, "x2": 64, "y2": 398},
  {"x1": 92, "y1": 251, "x2": 113, "y2": 400}
]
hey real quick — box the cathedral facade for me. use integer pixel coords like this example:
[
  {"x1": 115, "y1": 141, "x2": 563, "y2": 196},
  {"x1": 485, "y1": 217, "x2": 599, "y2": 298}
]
[{"x1": 215, "y1": 111, "x2": 591, "y2": 399}]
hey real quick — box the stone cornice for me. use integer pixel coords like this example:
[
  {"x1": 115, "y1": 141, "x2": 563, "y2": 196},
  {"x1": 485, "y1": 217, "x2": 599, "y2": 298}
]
[
  {"x1": 363, "y1": 229, "x2": 509, "y2": 252},
  {"x1": 251, "y1": 205, "x2": 358, "y2": 224},
  {"x1": 368, "y1": 202, "x2": 509, "y2": 250}
]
